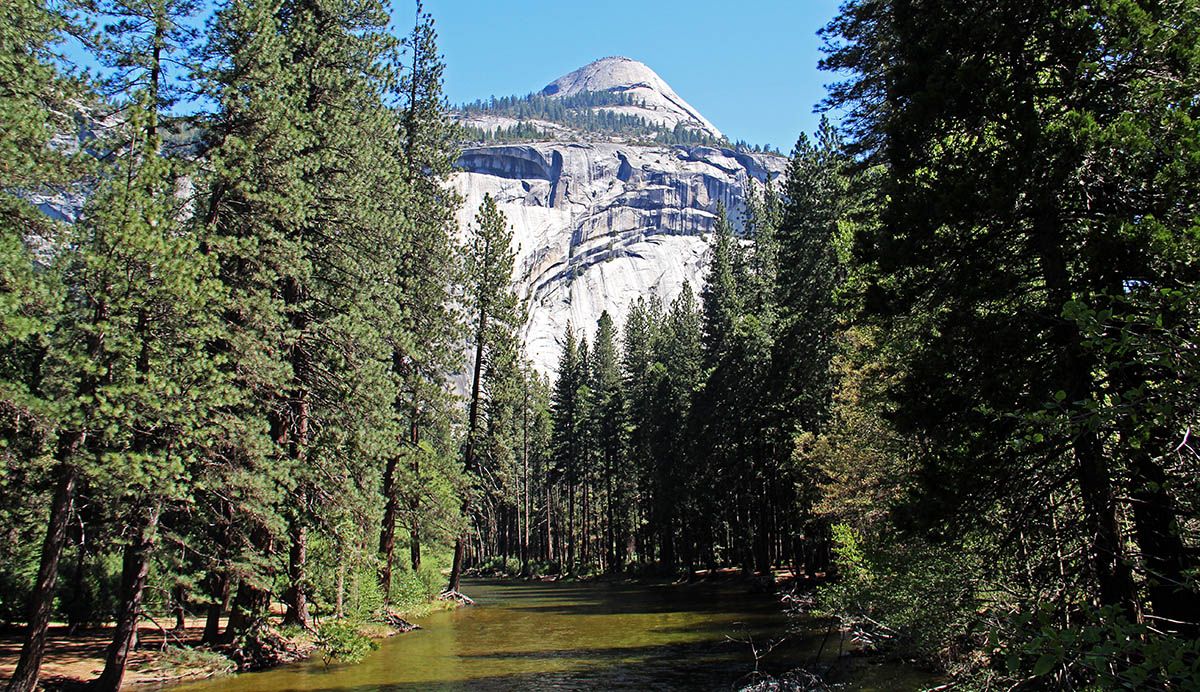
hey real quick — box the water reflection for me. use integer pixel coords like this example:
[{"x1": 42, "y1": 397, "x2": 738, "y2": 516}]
[{"x1": 172, "y1": 578, "x2": 926, "y2": 691}]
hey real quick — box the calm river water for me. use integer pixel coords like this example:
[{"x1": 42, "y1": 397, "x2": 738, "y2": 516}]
[{"x1": 173, "y1": 578, "x2": 930, "y2": 691}]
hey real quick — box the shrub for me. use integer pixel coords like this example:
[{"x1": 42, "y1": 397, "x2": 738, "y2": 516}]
[
  {"x1": 390, "y1": 566, "x2": 441, "y2": 609},
  {"x1": 316, "y1": 619, "x2": 378, "y2": 666},
  {"x1": 993, "y1": 605, "x2": 1200, "y2": 689},
  {"x1": 149, "y1": 645, "x2": 236, "y2": 680},
  {"x1": 816, "y1": 523, "x2": 979, "y2": 669}
]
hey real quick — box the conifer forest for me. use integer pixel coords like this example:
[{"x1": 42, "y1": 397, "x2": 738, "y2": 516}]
[{"x1": 2, "y1": 0, "x2": 1199, "y2": 690}]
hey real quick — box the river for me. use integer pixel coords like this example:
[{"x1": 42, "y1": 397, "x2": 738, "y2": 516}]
[{"x1": 173, "y1": 578, "x2": 930, "y2": 691}]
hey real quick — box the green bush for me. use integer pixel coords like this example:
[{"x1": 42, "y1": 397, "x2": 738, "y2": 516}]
[
  {"x1": 151, "y1": 645, "x2": 236, "y2": 680},
  {"x1": 816, "y1": 523, "x2": 979, "y2": 669},
  {"x1": 994, "y1": 605, "x2": 1200, "y2": 689},
  {"x1": 390, "y1": 567, "x2": 441, "y2": 609},
  {"x1": 316, "y1": 619, "x2": 378, "y2": 666},
  {"x1": 343, "y1": 563, "x2": 387, "y2": 621},
  {"x1": 477, "y1": 555, "x2": 523, "y2": 577},
  {"x1": 524, "y1": 559, "x2": 561, "y2": 578}
]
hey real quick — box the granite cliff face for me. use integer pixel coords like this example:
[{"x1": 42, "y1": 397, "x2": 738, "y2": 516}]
[
  {"x1": 539, "y1": 56, "x2": 722, "y2": 138},
  {"x1": 452, "y1": 58, "x2": 786, "y2": 374}
]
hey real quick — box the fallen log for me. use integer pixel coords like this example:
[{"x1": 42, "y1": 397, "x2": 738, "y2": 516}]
[{"x1": 378, "y1": 611, "x2": 421, "y2": 632}]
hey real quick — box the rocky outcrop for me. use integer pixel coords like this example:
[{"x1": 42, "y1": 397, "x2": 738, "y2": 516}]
[
  {"x1": 540, "y1": 56, "x2": 722, "y2": 139},
  {"x1": 452, "y1": 140, "x2": 786, "y2": 374}
]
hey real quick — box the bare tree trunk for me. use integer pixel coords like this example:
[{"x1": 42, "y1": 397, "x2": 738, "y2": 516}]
[
  {"x1": 6, "y1": 457, "x2": 80, "y2": 692},
  {"x1": 172, "y1": 583, "x2": 187, "y2": 632},
  {"x1": 605, "y1": 457, "x2": 614, "y2": 571},
  {"x1": 545, "y1": 485, "x2": 554, "y2": 563},
  {"x1": 202, "y1": 571, "x2": 230, "y2": 645},
  {"x1": 521, "y1": 381, "x2": 530, "y2": 570},
  {"x1": 567, "y1": 483, "x2": 576, "y2": 571},
  {"x1": 223, "y1": 579, "x2": 270, "y2": 644},
  {"x1": 410, "y1": 408, "x2": 422, "y2": 572},
  {"x1": 378, "y1": 453, "x2": 400, "y2": 600},
  {"x1": 66, "y1": 529, "x2": 88, "y2": 636},
  {"x1": 283, "y1": 521, "x2": 309, "y2": 628},
  {"x1": 94, "y1": 502, "x2": 162, "y2": 691},
  {"x1": 448, "y1": 304, "x2": 488, "y2": 594}
]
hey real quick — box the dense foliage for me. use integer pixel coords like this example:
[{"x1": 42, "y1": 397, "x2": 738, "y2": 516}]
[
  {"x1": 456, "y1": 89, "x2": 732, "y2": 148},
  {"x1": 2, "y1": 0, "x2": 1198, "y2": 689},
  {"x1": 0, "y1": 0, "x2": 467, "y2": 689},
  {"x1": 807, "y1": 0, "x2": 1200, "y2": 686}
]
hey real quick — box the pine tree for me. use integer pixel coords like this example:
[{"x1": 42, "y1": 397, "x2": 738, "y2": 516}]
[
  {"x1": 822, "y1": 0, "x2": 1200, "y2": 655},
  {"x1": 695, "y1": 203, "x2": 746, "y2": 567},
  {"x1": 767, "y1": 119, "x2": 849, "y2": 576},
  {"x1": 773, "y1": 120, "x2": 845, "y2": 436},
  {"x1": 1, "y1": 2, "x2": 88, "y2": 688},
  {"x1": 378, "y1": 0, "x2": 462, "y2": 600},
  {"x1": 198, "y1": 0, "x2": 410, "y2": 636},
  {"x1": 620, "y1": 297, "x2": 661, "y2": 563},
  {"x1": 588, "y1": 312, "x2": 625, "y2": 568},
  {"x1": 549, "y1": 325, "x2": 581, "y2": 569},
  {"x1": 191, "y1": 0, "x2": 300, "y2": 644},
  {"x1": 650, "y1": 284, "x2": 702, "y2": 571},
  {"x1": 448, "y1": 193, "x2": 517, "y2": 594}
]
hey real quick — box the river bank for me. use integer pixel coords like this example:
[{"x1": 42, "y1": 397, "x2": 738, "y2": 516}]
[
  {"x1": 2, "y1": 577, "x2": 936, "y2": 690},
  {"x1": 0, "y1": 598, "x2": 456, "y2": 690},
  {"x1": 166, "y1": 578, "x2": 934, "y2": 691}
]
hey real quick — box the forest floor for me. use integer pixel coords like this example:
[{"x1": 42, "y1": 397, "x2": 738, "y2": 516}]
[
  {"x1": 0, "y1": 599, "x2": 456, "y2": 690},
  {"x1": 0, "y1": 617, "x2": 226, "y2": 689}
]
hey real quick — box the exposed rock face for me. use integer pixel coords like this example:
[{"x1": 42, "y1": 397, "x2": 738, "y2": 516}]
[
  {"x1": 452, "y1": 57, "x2": 787, "y2": 376},
  {"x1": 540, "y1": 56, "x2": 723, "y2": 139},
  {"x1": 452, "y1": 141, "x2": 786, "y2": 375}
]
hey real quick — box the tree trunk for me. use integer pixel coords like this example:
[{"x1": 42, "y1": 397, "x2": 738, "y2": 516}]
[
  {"x1": 9, "y1": 282, "x2": 108, "y2": 692},
  {"x1": 280, "y1": 272, "x2": 311, "y2": 625},
  {"x1": 567, "y1": 483, "x2": 576, "y2": 571},
  {"x1": 66, "y1": 532, "x2": 88, "y2": 636},
  {"x1": 545, "y1": 485, "x2": 554, "y2": 563},
  {"x1": 378, "y1": 453, "x2": 400, "y2": 600},
  {"x1": 521, "y1": 386, "x2": 530, "y2": 570},
  {"x1": 409, "y1": 409, "x2": 422, "y2": 572},
  {"x1": 172, "y1": 583, "x2": 187, "y2": 632},
  {"x1": 224, "y1": 579, "x2": 270, "y2": 644},
  {"x1": 1036, "y1": 224, "x2": 1136, "y2": 616},
  {"x1": 6, "y1": 455, "x2": 80, "y2": 692},
  {"x1": 283, "y1": 521, "x2": 309, "y2": 628},
  {"x1": 202, "y1": 571, "x2": 230, "y2": 645},
  {"x1": 94, "y1": 502, "x2": 162, "y2": 691},
  {"x1": 448, "y1": 304, "x2": 488, "y2": 594},
  {"x1": 1128, "y1": 448, "x2": 1200, "y2": 632},
  {"x1": 753, "y1": 477, "x2": 771, "y2": 575},
  {"x1": 605, "y1": 455, "x2": 615, "y2": 571}
]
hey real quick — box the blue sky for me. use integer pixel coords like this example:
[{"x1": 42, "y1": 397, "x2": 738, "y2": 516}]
[
  {"x1": 419, "y1": 0, "x2": 843, "y2": 150},
  {"x1": 65, "y1": 1, "x2": 843, "y2": 151}
]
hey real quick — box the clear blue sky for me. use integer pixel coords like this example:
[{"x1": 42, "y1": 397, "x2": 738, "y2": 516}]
[
  {"x1": 417, "y1": 0, "x2": 843, "y2": 150},
  {"x1": 64, "y1": 1, "x2": 842, "y2": 150}
]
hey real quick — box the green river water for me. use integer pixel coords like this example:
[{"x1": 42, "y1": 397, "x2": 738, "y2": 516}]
[{"x1": 173, "y1": 578, "x2": 931, "y2": 691}]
